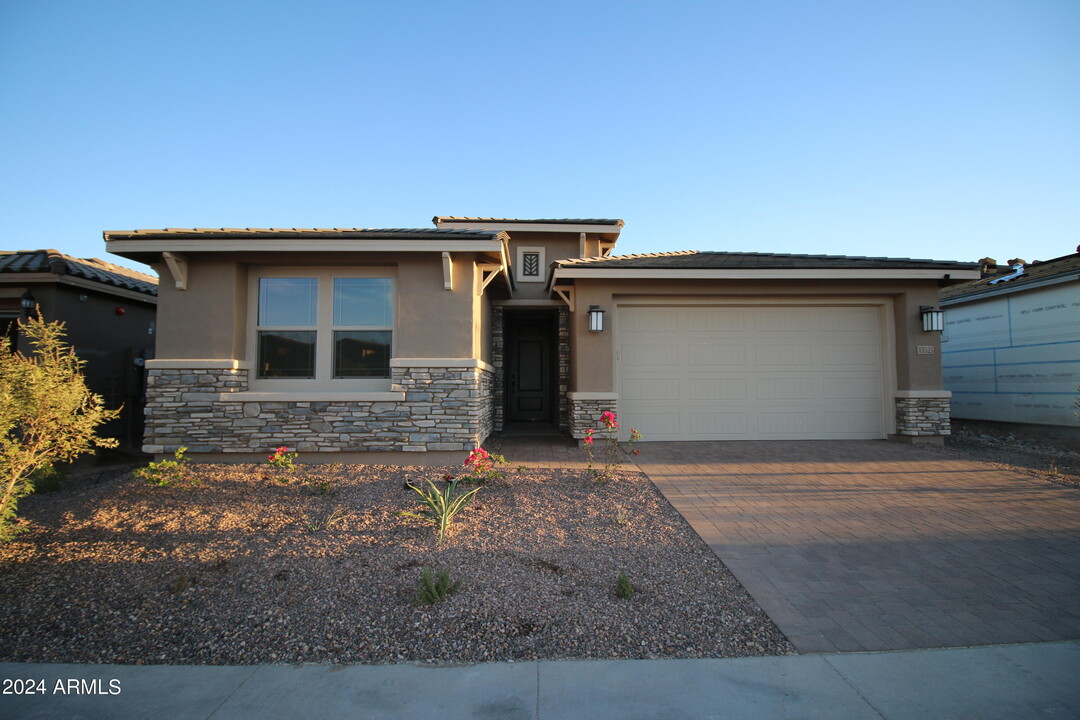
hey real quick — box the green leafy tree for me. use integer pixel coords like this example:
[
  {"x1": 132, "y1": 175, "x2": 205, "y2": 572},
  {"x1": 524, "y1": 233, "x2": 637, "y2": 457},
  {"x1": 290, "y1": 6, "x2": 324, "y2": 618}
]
[{"x1": 1, "y1": 315, "x2": 119, "y2": 540}]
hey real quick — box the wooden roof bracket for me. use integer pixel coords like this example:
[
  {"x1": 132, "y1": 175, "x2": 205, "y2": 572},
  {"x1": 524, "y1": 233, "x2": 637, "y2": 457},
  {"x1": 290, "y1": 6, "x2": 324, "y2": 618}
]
[
  {"x1": 552, "y1": 285, "x2": 575, "y2": 312},
  {"x1": 442, "y1": 252, "x2": 453, "y2": 290},
  {"x1": 162, "y1": 251, "x2": 188, "y2": 290},
  {"x1": 475, "y1": 262, "x2": 504, "y2": 295}
]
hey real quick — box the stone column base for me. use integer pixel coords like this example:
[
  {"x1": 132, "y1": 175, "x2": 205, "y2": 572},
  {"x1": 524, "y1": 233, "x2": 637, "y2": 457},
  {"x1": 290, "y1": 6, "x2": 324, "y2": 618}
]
[
  {"x1": 894, "y1": 391, "x2": 951, "y2": 441},
  {"x1": 568, "y1": 392, "x2": 619, "y2": 439}
]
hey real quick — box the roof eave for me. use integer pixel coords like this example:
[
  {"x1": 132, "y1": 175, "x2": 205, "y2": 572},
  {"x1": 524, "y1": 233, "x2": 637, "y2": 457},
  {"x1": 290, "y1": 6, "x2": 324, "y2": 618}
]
[
  {"x1": 104, "y1": 232, "x2": 510, "y2": 263},
  {"x1": 432, "y1": 218, "x2": 623, "y2": 239},
  {"x1": 551, "y1": 267, "x2": 982, "y2": 281},
  {"x1": 941, "y1": 271, "x2": 1080, "y2": 305}
]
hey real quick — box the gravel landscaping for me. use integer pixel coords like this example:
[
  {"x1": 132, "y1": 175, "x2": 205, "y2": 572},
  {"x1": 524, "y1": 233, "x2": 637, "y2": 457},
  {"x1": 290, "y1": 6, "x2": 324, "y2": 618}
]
[
  {"x1": 0, "y1": 460, "x2": 794, "y2": 665},
  {"x1": 939, "y1": 420, "x2": 1080, "y2": 488}
]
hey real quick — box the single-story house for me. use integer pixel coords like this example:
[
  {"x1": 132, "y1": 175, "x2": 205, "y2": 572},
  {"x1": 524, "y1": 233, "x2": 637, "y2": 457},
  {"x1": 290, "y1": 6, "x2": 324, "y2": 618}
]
[
  {"x1": 104, "y1": 218, "x2": 980, "y2": 460},
  {"x1": 0, "y1": 249, "x2": 158, "y2": 445},
  {"x1": 941, "y1": 251, "x2": 1080, "y2": 428}
]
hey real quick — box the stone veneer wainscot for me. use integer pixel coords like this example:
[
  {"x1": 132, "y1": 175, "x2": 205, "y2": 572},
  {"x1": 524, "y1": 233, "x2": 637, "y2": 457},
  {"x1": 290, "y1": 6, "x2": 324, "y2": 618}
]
[
  {"x1": 568, "y1": 393, "x2": 619, "y2": 440},
  {"x1": 894, "y1": 391, "x2": 952, "y2": 439},
  {"x1": 143, "y1": 360, "x2": 494, "y2": 454}
]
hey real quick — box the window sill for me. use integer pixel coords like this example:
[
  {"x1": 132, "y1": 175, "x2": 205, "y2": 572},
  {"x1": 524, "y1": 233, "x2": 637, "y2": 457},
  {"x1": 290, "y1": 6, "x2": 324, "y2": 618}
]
[{"x1": 220, "y1": 391, "x2": 406, "y2": 403}]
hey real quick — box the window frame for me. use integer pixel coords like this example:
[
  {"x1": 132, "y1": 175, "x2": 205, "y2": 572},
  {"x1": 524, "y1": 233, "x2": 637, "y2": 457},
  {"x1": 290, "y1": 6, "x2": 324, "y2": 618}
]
[{"x1": 249, "y1": 267, "x2": 396, "y2": 391}]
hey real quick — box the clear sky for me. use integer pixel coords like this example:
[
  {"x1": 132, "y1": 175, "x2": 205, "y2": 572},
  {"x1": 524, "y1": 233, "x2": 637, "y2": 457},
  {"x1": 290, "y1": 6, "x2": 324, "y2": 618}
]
[{"x1": 2, "y1": 0, "x2": 1077, "y2": 275}]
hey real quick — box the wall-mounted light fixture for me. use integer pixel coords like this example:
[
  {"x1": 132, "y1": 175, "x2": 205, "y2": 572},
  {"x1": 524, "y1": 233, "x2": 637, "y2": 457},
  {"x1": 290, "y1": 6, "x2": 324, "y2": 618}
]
[
  {"x1": 920, "y1": 306, "x2": 944, "y2": 332},
  {"x1": 20, "y1": 290, "x2": 37, "y2": 317},
  {"x1": 588, "y1": 305, "x2": 605, "y2": 333}
]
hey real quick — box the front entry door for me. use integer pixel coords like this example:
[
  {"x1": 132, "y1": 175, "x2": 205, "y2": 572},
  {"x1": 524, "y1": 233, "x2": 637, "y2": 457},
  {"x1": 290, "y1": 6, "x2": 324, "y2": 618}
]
[{"x1": 506, "y1": 313, "x2": 554, "y2": 423}]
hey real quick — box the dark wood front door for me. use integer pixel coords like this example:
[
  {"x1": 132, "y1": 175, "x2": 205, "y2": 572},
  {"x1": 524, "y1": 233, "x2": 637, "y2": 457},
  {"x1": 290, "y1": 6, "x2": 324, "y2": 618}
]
[{"x1": 506, "y1": 312, "x2": 554, "y2": 423}]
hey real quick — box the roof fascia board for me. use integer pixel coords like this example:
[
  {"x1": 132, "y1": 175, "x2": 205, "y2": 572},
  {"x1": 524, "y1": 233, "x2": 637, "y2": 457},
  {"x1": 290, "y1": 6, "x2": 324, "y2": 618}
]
[
  {"x1": 435, "y1": 221, "x2": 622, "y2": 235},
  {"x1": 553, "y1": 268, "x2": 982, "y2": 281},
  {"x1": 0, "y1": 272, "x2": 158, "y2": 304},
  {"x1": 105, "y1": 239, "x2": 503, "y2": 253},
  {"x1": 940, "y1": 272, "x2": 1080, "y2": 306}
]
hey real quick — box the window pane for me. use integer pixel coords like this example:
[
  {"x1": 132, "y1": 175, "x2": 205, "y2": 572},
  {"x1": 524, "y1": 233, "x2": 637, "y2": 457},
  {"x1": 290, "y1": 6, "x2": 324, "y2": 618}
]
[
  {"x1": 334, "y1": 278, "x2": 392, "y2": 327},
  {"x1": 259, "y1": 278, "x2": 317, "y2": 326},
  {"x1": 258, "y1": 331, "x2": 316, "y2": 378},
  {"x1": 334, "y1": 331, "x2": 391, "y2": 378}
]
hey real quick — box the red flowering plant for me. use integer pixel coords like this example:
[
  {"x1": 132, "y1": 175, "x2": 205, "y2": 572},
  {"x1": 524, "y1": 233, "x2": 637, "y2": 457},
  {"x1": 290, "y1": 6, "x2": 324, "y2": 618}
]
[
  {"x1": 266, "y1": 445, "x2": 299, "y2": 474},
  {"x1": 581, "y1": 411, "x2": 643, "y2": 483},
  {"x1": 460, "y1": 446, "x2": 510, "y2": 484}
]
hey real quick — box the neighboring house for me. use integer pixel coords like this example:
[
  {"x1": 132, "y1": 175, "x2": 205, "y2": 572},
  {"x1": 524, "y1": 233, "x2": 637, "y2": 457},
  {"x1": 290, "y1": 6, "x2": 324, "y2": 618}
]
[
  {"x1": 103, "y1": 218, "x2": 979, "y2": 459},
  {"x1": 940, "y1": 252, "x2": 1080, "y2": 428},
  {"x1": 0, "y1": 249, "x2": 159, "y2": 445}
]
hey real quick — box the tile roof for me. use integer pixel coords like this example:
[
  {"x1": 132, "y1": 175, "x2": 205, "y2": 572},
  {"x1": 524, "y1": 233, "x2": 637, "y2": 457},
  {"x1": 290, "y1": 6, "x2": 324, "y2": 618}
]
[
  {"x1": 940, "y1": 252, "x2": 1080, "y2": 301},
  {"x1": 104, "y1": 227, "x2": 502, "y2": 241},
  {"x1": 556, "y1": 250, "x2": 977, "y2": 271},
  {"x1": 0, "y1": 249, "x2": 158, "y2": 296},
  {"x1": 433, "y1": 217, "x2": 624, "y2": 226}
]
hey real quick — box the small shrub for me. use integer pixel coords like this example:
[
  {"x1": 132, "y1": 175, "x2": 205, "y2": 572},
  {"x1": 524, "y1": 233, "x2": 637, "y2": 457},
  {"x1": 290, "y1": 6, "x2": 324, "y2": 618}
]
[
  {"x1": 582, "y1": 412, "x2": 643, "y2": 483},
  {"x1": 415, "y1": 567, "x2": 462, "y2": 605},
  {"x1": 1, "y1": 315, "x2": 119, "y2": 541},
  {"x1": 135, "y1": 447, "x2": 189, "y2": 487},
  {"x1": 460, "y1": 446, "x2": 510, "y2": 483},
  {"x1": 612, "y1": 505, "x2": 630, "y2": 526},
  {"x1": 306, "y1": 478, "x2": 337, "y2": 496},
  {"x1": 1047, "y1": 462, "x2": 1061, "y2": 478},
  {"x1": 399, "y1": 479, "x2": 481, "y2": 543},
  {"x1": 307, "y1": 506, "x2": 346, "y2": 532},
  {"x1": 30, "y1": 463, "x2": 66, "y2": 494},
  {"x1": 267, "y1": 446, "x2": 298, "y2": 471},
  {"x1": 615, "y1": 573, "x2": 635, "y2": 600}
]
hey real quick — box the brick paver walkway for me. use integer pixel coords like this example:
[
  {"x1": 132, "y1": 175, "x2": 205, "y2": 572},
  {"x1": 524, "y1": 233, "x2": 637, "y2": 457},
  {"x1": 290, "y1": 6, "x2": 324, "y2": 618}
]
[
  {"x1": 634, "y1": 440, "x2": 1080, "y2": 653},
  {"x1": 491, "y1": 435, "x2": 593, "y2": 469}
]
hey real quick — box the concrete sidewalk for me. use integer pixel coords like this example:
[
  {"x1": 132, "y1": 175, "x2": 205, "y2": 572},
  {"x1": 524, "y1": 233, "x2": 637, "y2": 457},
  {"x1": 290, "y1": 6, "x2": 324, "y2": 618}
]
[{"x1": 4, "y1": 641, "x2": 1079, "y2": 719}]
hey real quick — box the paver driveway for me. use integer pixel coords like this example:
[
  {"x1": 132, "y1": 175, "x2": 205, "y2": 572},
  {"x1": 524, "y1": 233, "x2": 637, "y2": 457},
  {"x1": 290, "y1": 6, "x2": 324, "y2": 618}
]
[{"x1": 635, "y1": 440, "x2": 1080, "y2": 653}]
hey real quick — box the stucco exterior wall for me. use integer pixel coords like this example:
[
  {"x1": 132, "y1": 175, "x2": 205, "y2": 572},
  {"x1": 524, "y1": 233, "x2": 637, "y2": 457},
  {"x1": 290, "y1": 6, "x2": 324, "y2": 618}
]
[
  {"x1": 153, "y1": 257, "x2": 245, "y2": 359},
  {"x1": 152, "y1": 252, "x2": 488, "y2": 362}
]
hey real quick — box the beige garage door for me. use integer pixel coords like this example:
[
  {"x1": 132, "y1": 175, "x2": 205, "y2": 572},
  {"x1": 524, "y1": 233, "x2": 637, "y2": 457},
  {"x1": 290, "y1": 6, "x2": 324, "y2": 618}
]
[{"x1": 617, "y1": 304, "x2": 886, "y2": 440}]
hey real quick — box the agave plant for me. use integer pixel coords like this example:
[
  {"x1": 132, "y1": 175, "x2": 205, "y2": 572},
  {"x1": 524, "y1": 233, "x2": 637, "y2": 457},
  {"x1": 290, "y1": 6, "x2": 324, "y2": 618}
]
[{"x1": 399, "y1": 479, "x2": 481, "y2": 542}]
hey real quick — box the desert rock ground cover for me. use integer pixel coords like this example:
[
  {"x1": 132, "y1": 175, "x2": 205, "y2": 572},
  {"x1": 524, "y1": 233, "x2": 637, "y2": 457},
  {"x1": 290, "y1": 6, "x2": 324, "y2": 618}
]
[{"x1": 0, "y1": 462, "x2": 793, "y2": 665}]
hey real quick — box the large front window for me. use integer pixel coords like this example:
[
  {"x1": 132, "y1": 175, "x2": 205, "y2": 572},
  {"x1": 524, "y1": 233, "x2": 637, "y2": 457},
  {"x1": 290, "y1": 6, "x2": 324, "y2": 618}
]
[{"x1": 253, "y1": 271, "x2": 393, "y2": 388}]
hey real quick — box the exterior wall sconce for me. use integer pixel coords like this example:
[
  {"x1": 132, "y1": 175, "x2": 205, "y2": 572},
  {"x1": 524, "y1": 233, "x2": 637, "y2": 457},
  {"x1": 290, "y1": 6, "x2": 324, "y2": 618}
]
[
  {"x1": 20, "y1": 290, "x2": 37, "y2": 317},
  {"x1": 588, "y1": 305, "x2": 605, "y2": 333},
  {"x1": 920, "y1": 306, "x2": 944, "y2": 332}
]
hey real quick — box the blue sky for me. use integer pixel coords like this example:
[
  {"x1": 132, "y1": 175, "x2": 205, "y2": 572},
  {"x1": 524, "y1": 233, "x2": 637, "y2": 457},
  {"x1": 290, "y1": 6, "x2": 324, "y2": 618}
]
[{"x1": 2, "y1": 0, "x2": 1077, "y2": 275}]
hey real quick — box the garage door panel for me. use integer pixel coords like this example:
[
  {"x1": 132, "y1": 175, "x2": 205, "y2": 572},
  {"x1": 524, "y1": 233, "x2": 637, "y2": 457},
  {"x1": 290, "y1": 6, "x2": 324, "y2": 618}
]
[
  {"x1": 756, "y1": 378, "x2": 815, "y2": 400},
  {"x1": 621, "y1": 377, "x2": 680, "y2": 401},
  {"x1": 690, "y1": 413, "x2": 749, "y2": 436},
  {"x1": 824, "y1": 411, "x2": 883, "y2": 435},
  {"x1": 755, "y1": 344, "x2": 815, "y2": 366},
  {"x1": 815, "y1": 306, "x2": 880, "y2": 333},
  {"x1": 620, "y1": 345, "x2": 680, "y2": 367},
  {"x1": 823, "y1": 377, "x2": 881, "y2": 400},
  {"x1": 686, "y1": 307, "x2": 746, "y2": 333},
  {"x1": 754, "y1": 308, "x2": 813, "y2": 332},
  {"x1": 687, "y1": 345, "x2": 746, "y2": 367},
  {"x1": 629, "y1": 413, "x2": 684, "y2": 438},
  {"x1": 756, "y1": 412, "x2": 815, "y2": 434},
  {"x1": 822, "y1": 343, "x2": 881, "y2": 366},
  {"x1": 621, "y1": 308, "x2": 679, "y2": 332},
  {"x1": 617, "y1": 305, "x2": 886, "y2": 441},
  {"x1": 688, "y1": 377, "x2": 748, "y2": 400}
]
